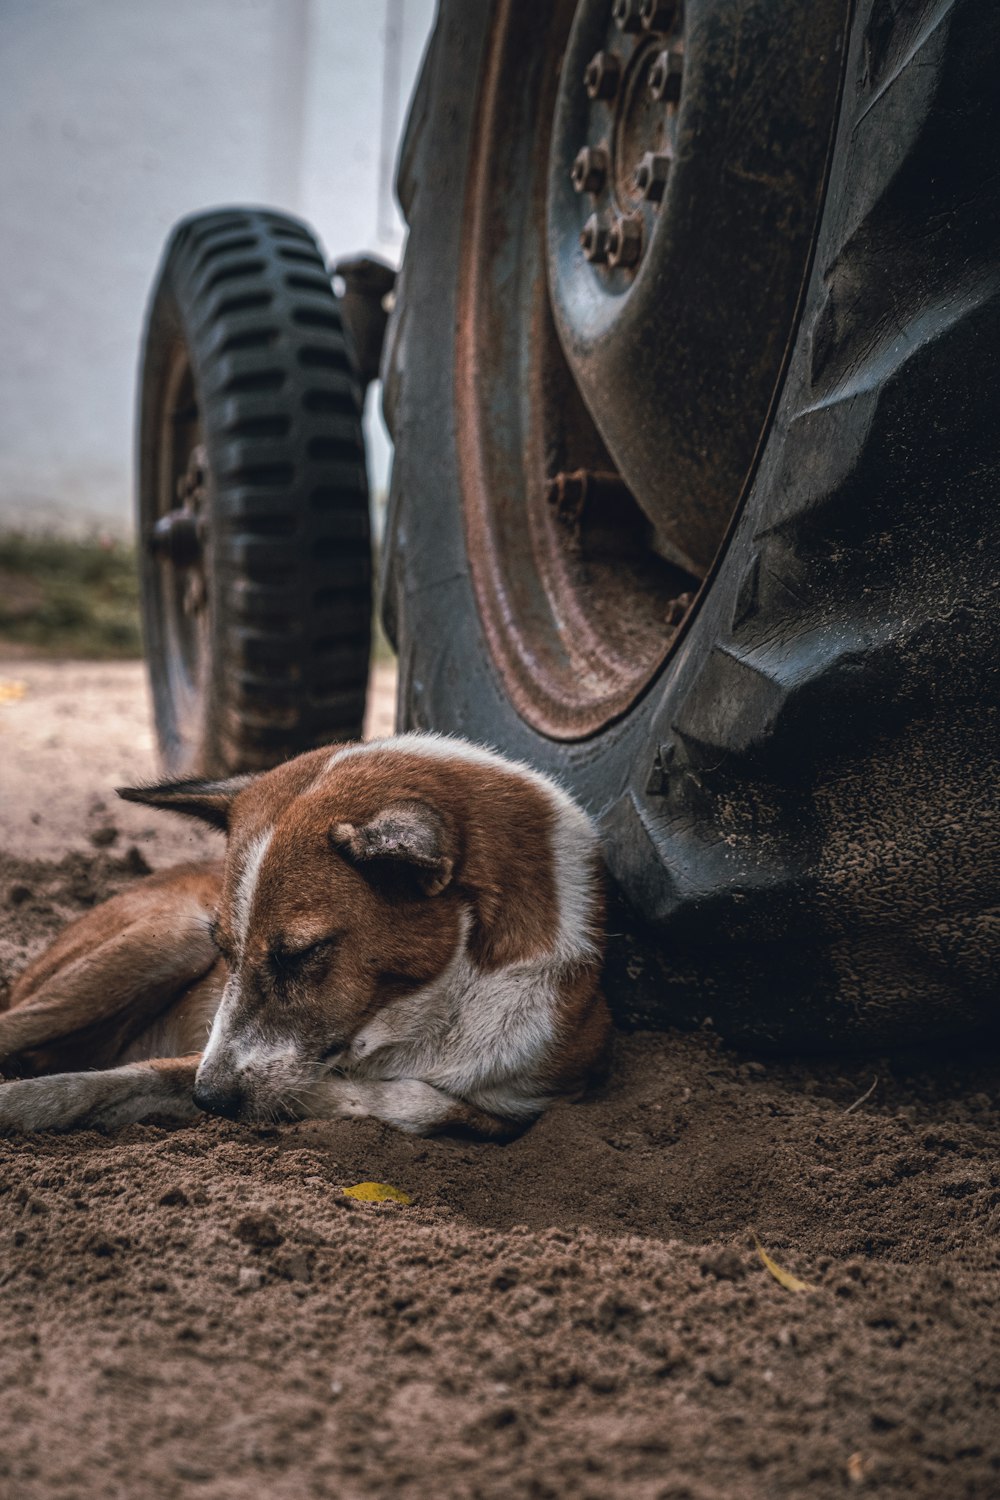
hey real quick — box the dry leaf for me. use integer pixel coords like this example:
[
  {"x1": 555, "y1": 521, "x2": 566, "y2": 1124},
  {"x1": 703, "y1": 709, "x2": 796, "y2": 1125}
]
[
  {"x1": 0, "y1": 679, "x2": 27, "y2": 706},
  {"x1": 342, "y1": 1181, "x2": 412, "y2": 1205},
  {"x1": 847, "y1": 1451, "x2": 866, "y2": 1483},
  {"x1": 751, "y1": 1229, "x2": 814, "y2": 1292}
]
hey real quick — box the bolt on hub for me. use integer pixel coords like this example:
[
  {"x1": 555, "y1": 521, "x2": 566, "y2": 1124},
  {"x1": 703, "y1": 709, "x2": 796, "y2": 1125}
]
[
  {"x1": 571, "y1": 145, "x2": 609, "y2": 194},
  {"x1": 639, "y1": 0, "x2": 678, "y2": 30},
  {"x1": 634, "y1": 150, "x2": 670, "y2": 201},
  {"x1": 649, "y1": 47, "x2": 683, "y2": 102},
  {"x1": 608, "y1": 214, "x2": 643, "y2": 267},
  {"x1": 583, "y1": 50, "x2": 621, "y2": 100},
  {"x1": 581, "y1": 213, "x2": 611, "y2": 262},
  {"x1": 613, "y1": 0, "x2": 643, "y2": 32}
]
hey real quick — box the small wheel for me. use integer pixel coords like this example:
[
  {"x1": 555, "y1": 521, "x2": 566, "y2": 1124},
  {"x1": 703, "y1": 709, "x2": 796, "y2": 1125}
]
[{"x1": 137, "y1": 206, "x2": 371, "y2": 778}]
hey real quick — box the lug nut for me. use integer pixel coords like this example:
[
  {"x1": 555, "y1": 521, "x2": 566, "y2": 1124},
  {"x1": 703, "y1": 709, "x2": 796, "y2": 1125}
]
[
  {"x1": 583, "y1": 50, "x2": 621, "y2": 101},
  {"x1": 571, "y1": 145, "x2": 609, "y2": 194},
  {"x1": 639, "y1": 0, "x2": 678, "y2": 29},
  {"x1": 580, "y1": 214, "x2": 610, "y2": 264},
  {"x1": 649, "y1": 46, "x2": 683, "y2": 102},
  {"x1": 613, "y1": 0, "x2": 643, "y2": 32},
  {"x1": 607, "y1": 214, "x2": 643, "y2": 268},
  {"x1": 150, "y1": 509, "x2": 203, "y2": 567},
  {"x1": 634, "y1": 150, "x2": 670, "y2": 201}
]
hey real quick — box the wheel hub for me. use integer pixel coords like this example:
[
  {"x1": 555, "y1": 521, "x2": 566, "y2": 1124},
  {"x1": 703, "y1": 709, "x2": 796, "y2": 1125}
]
[
  {"x1": 147, "y1": 351, "x2": 213, "y2": 745},
  {"x1": 547, "y1": 0, "x2": 851, "y2": 578},
  {"x1": 149, "y1": 442, "x2": 209, "y2": 618},
  {"x1": 573, "y1": 4, "x2": 683, "y2": 280}
]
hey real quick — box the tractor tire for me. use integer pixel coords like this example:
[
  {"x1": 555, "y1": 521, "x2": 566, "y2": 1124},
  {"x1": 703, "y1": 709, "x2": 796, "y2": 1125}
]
[
  {"x1": 381, "y1": 0, "x2": 1000, "y2": 1047},
  {"x1": 137, "y1": 206, "x2": 371, "y2": 778}
]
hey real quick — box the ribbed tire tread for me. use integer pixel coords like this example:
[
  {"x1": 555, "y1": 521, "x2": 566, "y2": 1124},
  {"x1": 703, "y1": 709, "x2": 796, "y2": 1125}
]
[{"x1": 137, "y1": 206, "x2": 371, "y2": 776}]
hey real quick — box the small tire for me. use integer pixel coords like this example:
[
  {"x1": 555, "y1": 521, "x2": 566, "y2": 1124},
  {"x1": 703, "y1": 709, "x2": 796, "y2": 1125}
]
[{"x1": 137, "y1": 206, "x2": 371, "y2": 778}]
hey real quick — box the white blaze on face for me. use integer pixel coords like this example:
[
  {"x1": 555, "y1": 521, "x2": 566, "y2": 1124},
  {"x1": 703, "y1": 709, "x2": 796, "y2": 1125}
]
[
  {"x1": 232, "y1": 827, "x2": 274, "y2": 947},
  {"x1": 197, "y1": 825, "x2": 273, "y2": 1082},
  {"x1": 199, "y1": 973, "x2": 241, "y2": 1072}
]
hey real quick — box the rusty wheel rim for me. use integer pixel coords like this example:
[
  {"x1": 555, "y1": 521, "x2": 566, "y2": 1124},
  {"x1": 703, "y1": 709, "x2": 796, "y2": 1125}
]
[
  {"x1": 456, "y1": 0, "x2": 849, "y2": 740},
  {"x1": 456, "y1": 0, "x2": 697, "y2": 741}
]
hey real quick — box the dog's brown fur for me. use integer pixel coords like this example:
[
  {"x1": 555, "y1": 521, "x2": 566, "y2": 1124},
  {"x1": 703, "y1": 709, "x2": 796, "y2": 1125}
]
[{"x1": 0, "y1": 735, "x2": 610, "y2": 1137}]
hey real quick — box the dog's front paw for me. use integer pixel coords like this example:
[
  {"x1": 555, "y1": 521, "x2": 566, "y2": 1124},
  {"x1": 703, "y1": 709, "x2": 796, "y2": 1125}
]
[
  {"x1": 0, "y1": 1075, "x2": 69, "y2": 1134},
  {"x1": 0, "y1": 1062, "x2": 202, "y2": 1133},
  {"x1": 0, "y1": 1070, "x2": 135, "y2": 1133}
]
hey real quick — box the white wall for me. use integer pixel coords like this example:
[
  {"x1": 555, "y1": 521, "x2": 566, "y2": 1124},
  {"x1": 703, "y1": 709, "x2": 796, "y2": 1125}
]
[{"x1": 0, "y1": 0, "x2": 435, "y2": 533}]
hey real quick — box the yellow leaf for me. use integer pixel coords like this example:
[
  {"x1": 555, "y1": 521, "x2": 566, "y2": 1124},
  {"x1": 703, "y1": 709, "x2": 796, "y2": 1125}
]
[
  {"x1": 0, "y1": 679, "x2": 27, "y2": 706},
  {"x1": 342, "y1": 1181, "x2": 412, "y2": 1205},
  {"x1": 751, "y1": 1230, "x2": 813, "y2": 1292}
]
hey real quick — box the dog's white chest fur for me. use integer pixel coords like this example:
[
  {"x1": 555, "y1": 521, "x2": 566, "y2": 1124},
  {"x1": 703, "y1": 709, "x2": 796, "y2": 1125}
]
[{"x1": 343, "y1": 908, "x2": 560, "y2": 1119}]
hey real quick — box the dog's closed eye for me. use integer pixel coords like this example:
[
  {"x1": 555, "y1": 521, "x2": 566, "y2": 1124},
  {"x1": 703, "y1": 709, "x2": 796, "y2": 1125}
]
[{"x1": 268, "y1": 934, "x2": 342, "y2": 978}]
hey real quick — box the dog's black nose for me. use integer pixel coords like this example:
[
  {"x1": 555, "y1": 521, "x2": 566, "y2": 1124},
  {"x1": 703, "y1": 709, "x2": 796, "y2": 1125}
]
[{"x1": 193, "y1": 1078, "x2": 245, "y2": 1120}]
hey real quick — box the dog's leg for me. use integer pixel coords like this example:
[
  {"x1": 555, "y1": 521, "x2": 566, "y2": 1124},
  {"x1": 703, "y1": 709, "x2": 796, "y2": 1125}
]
[
  {"x1": 0, "y1": 863, "x2": 222, "y2": 1070},
  {"x1": 0, "y1": 1055, "x2": 201, "y2": 1133},
  {"x1": 300, "y1": 1076, "x2": 519, "y2": 1139}
]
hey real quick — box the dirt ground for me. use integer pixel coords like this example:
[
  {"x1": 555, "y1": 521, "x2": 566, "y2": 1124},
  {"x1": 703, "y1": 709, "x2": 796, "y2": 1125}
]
[{"x1": 0, "y1": 660, "x2": 998, "y2": 1499}]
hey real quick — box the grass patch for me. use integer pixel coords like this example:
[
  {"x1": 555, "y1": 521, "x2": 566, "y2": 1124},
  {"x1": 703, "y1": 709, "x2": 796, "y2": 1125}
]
[
  {"x1": 0, "y1": 529, "x2": 395, "y2": 664},
  {"x1": 0, "y1": 532, "x2": 142, "y2": 658}
]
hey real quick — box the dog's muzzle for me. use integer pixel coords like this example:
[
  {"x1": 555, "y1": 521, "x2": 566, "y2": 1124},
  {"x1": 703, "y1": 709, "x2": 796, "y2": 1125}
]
[
  {"x1": 194, "y1": 1027, "x2": 312, "y2": 1121},
  {"x1": 192, "y1": 1075, "x2": 247, "y2": 1121}
]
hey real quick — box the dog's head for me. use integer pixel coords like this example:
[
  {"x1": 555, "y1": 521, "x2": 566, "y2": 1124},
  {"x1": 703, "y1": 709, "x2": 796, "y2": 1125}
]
[
  {"x1": 119, "y1": 741, "x2": 576, "y2": 1122},
  {"x1": 121, "y1": 748, "x2": 470, "y2": 1121}
]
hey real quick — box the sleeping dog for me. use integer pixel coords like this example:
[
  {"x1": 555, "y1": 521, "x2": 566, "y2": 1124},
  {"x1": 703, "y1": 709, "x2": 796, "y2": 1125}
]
[{"x1": 0, "y1": 735, "x2": 610, "y2": 1137}]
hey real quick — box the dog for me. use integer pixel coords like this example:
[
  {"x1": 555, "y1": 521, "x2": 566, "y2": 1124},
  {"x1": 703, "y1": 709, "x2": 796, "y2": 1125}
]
[{"x1": 0, "y1": 734, "x2": 610, "y2": 1138}]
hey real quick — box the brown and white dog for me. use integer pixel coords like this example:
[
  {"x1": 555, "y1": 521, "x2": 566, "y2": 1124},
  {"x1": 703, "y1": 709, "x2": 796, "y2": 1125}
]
[{"x1": 0, "y1": 735, "x2": 610, "y2": 1138}]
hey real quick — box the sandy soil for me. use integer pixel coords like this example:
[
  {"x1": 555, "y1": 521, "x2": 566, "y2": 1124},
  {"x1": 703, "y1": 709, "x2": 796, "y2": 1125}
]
[
  {"x1": 1, "y1": 660, "x2": 998, "y2": 1499},
  {"x1": 0, "y1": 657, "x2": 396, "y2": 866}
]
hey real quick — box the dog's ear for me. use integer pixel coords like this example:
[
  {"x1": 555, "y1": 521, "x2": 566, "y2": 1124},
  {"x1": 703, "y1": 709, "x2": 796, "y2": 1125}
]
[
  {"x1": 116, "y1": 774, "x2": 257, "y2": 831},
  {"x1": 329, "y1": 800, "x2": 455, "y2": 896}
]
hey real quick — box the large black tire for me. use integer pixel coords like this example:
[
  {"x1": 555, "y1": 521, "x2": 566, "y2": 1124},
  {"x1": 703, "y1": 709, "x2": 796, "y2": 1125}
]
[
  {"x1": 137, "y1": 206, "x2": 371, "y2": 778},
  {"x1": 382, "y1": 1, "x2": 1000, "y2": 1047}
]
